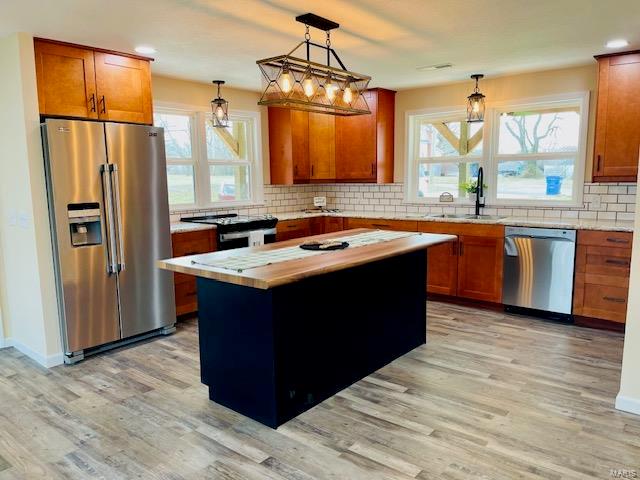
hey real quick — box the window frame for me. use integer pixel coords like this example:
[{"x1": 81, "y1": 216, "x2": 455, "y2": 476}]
[
  {"x1": 154, "y1": 104, "x2": 264, "y2": 211},
  {"x1": 404, "y1": 92, "x2": 590, "y2": 208},
  {"x1": 406, "y1": 109, "x2": 486, "y2": 203}
]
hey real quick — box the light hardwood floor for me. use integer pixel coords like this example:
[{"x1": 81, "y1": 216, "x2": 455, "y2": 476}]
[{"x1": 0, "y1": 301, "x2": 638, "y2": 480}]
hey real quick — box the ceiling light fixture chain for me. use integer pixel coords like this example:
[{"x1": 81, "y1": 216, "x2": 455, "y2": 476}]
[{"x1": 256, "y1": 13, "x2": 371, "y2": 116}]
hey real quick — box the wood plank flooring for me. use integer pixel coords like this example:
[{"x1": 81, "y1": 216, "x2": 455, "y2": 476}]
[{"x1": 0, "y1": 301, "x2": 638, "y2": 479}]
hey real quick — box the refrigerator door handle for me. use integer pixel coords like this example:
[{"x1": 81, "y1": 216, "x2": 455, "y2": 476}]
[
  {"x1": 100, "y1": 164, "x2": 118, "y2": 274},
  {"x1": 110, "y1": 164, "x2": 126, "y2": 272},
  {"x1": 109, "y1": 164, "x2": 125, "y2": 272}
]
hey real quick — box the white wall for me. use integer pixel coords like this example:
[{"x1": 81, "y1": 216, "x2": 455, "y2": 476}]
[
  {"x1": 0, "y1": 32, "x2": 62, "y2": 367},
  {"x1": 616, "y1": 173, "x2": 640, "y2": 415}
]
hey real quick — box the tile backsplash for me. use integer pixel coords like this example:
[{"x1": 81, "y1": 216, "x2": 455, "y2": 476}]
[{"x1": 171, "y1": 182, "x2": 637, "y2": 222}]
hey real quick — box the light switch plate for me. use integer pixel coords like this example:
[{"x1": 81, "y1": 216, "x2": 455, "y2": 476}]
[{"x1": 313, "y1": 196, "x2": 327, "y2": 208}]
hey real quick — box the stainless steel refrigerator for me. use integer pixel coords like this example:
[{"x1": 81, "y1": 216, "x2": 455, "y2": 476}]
[{"x1": 42, "y1": 119, "x2": 176, "y2": 364}]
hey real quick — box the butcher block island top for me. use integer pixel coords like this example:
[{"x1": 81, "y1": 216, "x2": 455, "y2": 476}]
[{"x1": 158, "y1": 228, "x2": 456, "y2": 289}]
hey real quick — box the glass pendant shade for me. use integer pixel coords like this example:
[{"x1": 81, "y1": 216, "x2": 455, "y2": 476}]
[
  {"x1": 210, "y1": 80, "x2": 229, "y2": 128},
  {"x1": 256, "y1": 14, "x2": 371, "y2": 116},
  {"x1": 467, "y1": 74, "x2": 486, "y2": 123}
]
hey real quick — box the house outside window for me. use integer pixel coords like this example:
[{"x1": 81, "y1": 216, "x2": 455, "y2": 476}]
[{"x1": 405, "y1": 92, "x2": 589, "y2": 207}]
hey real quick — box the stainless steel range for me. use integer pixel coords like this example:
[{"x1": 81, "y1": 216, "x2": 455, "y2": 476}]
[{"x1": 182, "y1": 214, "x2": 278, "y2": 250}]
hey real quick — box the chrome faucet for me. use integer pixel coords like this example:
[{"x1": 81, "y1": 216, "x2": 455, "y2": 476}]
[{"x1": 475, "y1": 166, "x2": 485, "y2": 216}]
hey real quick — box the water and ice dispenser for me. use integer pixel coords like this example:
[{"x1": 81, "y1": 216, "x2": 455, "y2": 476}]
[{"x1": 67, "y1": 203, "x2": 102, "y2": 247}]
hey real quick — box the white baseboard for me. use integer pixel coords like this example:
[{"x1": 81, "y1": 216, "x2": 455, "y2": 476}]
[
  {"x1": 0, "y1": 337, "x2": 63, "y2": 368},
  {"x1": 615, "y1": 394, "x2": 640, "y2": 416}
]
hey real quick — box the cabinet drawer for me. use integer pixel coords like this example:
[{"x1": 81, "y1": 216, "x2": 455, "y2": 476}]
[
  {"x1": 344, "y1": 218, "x2": 418, "y2": 231},
  {"x1": 581, "y1": 283, "x2": 628, "y2": 323},
  {"x1": 172, "y1": 229, "x2": 215, "y2": 257},
  {"x1": 578, "y1": 231, "x2": 632, "y2": 248},
  {"x1": 418, "y1": 221, "x2": 504, "y2": 238}
]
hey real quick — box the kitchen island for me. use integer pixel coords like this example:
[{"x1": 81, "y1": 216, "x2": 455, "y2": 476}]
[{"x1": 159, "y1": 229, "x2": 455, "y2": 428}]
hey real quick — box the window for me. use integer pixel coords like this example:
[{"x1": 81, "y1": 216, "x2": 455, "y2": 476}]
[
  {"x1": 154, "y1": 108, "x2": 262, "y2": 209},
  {"x1": 153, "y1": 112, "x2": 196, "y2": 206},
  {"x1": 494, "y1": 106, "x2": 581, "y2": 203},
  {"x1": 406, "y1": 92, "x2": 588, "y2": 206}
]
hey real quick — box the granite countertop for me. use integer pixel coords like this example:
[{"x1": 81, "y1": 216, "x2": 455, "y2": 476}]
[{"x1": 171, "y1": 211, "x2": 635, "y2": 233}]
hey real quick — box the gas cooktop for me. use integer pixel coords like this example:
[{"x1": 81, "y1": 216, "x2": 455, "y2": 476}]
[{"x1": 182, "y1": 214, "x2": 278, "y2": 233}]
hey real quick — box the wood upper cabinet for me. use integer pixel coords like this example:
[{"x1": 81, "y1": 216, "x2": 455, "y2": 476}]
[
  {"x1": 335, "y1": 88, "x2": 395, "y2": 183},
  {"x1": 34, "y1": 38, "x2": 153, "y2": 125},
  {"x1": 573, "y1": 230, "x2": 632, "y2": 323},
  {"x1": 309, "y1": 113, "x2": 336, "y2": 180},
  {"x1": 94, "y1": 52, "x2": 152, "y2": 124},
  {"x1": 593, "y1": 51, "x2": 640, "y2": 181},
  {"x1": 268, "y1": 108, "x2": 309, "y2": 184},
  {"x1": 267, "y1": 88, "x2": 395, "y2": 184},
  {"x1": 34, "y1": 39, "x2": 98, "y2": 119},
  {"x1": 457, "y1": 235, "x2": 504, "y2": 303}
]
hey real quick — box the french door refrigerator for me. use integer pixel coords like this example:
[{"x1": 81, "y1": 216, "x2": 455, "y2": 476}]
[{"x1": 42, "y1": 118, "x2": 176, "y2": 364}]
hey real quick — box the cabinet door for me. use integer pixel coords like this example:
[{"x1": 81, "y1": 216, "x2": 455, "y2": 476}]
[
  {"x1": 594, "y1": 54, "x2": 640, "y2": 180},
  {"x1": 34, "y1": 40, "x2": 98, "y2": 119},
  {"x1": 276, "y1": 219, "x2": 311, "y2": 241},
  {"x1": 427, "y1": 240, "x2": 458, "y2": 296},
  {"x1": 324, "y1": 216, "x2": 344, "y2": 233},
  {"x1": 309, "y1": 113, "x2": 335, "y2": 180},
  {"x1": 457, "y1": 236, "x2": 503, "y2": 303},
  {"x1": 94, "y1": 52, "x2": 153, "y2": 124},
  {"x1": 292, "y1": 110, "x2": 310, "y2": 182},
  {"x1": 335, "y1": 90, "x2": 377, "y2": 181}
]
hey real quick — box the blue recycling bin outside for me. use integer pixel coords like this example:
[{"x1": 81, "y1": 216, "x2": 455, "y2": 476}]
[{"x1": 545, "y1": 175, "x2": 562, "y2": 195}]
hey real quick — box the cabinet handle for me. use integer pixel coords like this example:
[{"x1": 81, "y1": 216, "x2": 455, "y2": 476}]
[
  {"x1": 451, "y1": 242, "x2": 457, "y2": 256},
  {"x1": 372, "y1": 223, "x2": 391, "y2": 228},
  {"x1": 100, "y1": 95, "x2": 106, "y2": 114},
  {"x1": 603, "y1": 296, "x2": 626, "y2": 303},
  {"x1": 596, "y1": 154, "x2": 602, "y2": 172},
  {"x1": 605, "y1": 258, "x2": 629, "y2": 266},
  {"x1": 371, "y1": 163, "x2": 375, "y2": 175},
  {"x1": 606, "y1": 237, "x2": 629, "y2": 244},
  {"x1": 89, "y1": 94, "x2": 96, "y2": 112},
  {"x1": 287, "y1": 224, "x2": 298, "y2": 229},
  {"x1": 459, "y1": 242, "x2": 464, "y2": 256}
]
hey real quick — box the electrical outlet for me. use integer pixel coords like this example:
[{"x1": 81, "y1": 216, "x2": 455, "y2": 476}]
[{"x1": 313, "y1": 196, "x2": 327, "y2": 208}]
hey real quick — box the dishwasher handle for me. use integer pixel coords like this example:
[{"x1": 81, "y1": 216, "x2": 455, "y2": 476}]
[
  {"x1": 504, "y1": 234, "x2": 575, "y2": 257},
  {"x1": 505, "y1": 234, "x2": 576, "y2": 242}
]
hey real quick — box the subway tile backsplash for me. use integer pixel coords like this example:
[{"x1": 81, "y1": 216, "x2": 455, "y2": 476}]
[{"x1": 170, "y1": 182, "x2": 637, "y2": 223}]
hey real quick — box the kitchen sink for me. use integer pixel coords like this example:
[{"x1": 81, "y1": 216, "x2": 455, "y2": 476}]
[{"x1": 426, "y1": 214, "x2": 507, "y2": 221}]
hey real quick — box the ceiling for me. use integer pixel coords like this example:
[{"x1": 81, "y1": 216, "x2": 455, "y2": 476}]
[{"x1": 2, "y1": 0, "x2": 639, "y2": 91}]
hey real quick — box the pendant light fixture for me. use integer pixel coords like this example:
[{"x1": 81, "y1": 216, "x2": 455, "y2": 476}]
[
  {"x1": 256, "y1": 13, "x2": 371, "y2": 116},
  {"x1": 466, "y1": 74, "x2": 486, "y2": 123},
  {"x1": 211, "y1": 80, "x2": 229, "y2": 128}
]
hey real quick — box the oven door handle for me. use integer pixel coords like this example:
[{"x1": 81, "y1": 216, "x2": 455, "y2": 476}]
[{"x1": 219, "y1": 228, "x2": 277, "y2": 242}]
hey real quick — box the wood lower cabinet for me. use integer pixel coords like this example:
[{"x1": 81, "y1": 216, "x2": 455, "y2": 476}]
[
  {"x1": 573, "y1": 230, "x2": 632, "y2": 323},
  {"x1": 425, "y1": 240, "x2": 458, "y2": 296},
  {"x1": 171, "y1": 228, "x2": 217, "y2": 316},
  {"x1": 276, "y1": 219, "x2": 312, "y2": 241},
  {"x1": 419, "y1": 222, "x2": 504, "y2": 303},
  {"x1": 343, "y1": 217, "x2": 418, "y2": 232},
  {"x1": 456, "y1": 236, "x2": 504, "y2": 303},
  {"x1": 593, "y1": 51, "x2": 640, "y2": 181},
  {"x1": 324, "y1": 216, "x2": 344, "y2": 233},
  {"x1": 34, "y1": 38, "x2": 153, "y2": 124}
]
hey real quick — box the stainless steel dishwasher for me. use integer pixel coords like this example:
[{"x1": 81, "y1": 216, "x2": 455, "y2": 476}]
[{"x1": 503, "y1": 226, "x2": 576, "y2": 319}]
